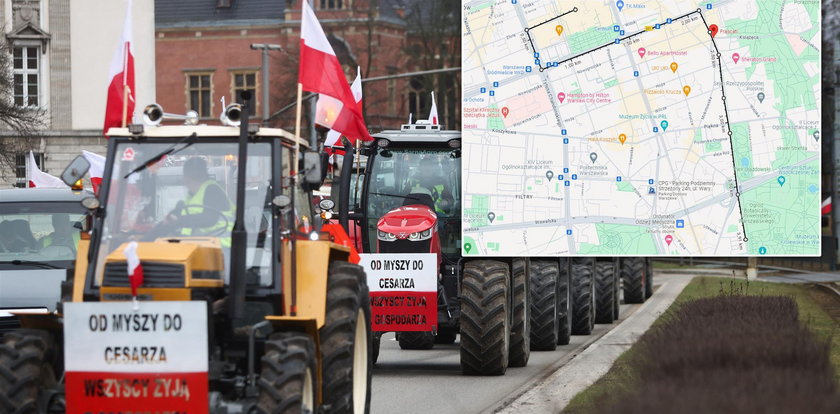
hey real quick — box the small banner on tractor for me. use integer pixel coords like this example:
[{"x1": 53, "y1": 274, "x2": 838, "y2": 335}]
[
  {"x1": 63, "y1": 301, "x2": 208, "y2": 413},
  {"x1": 359, "y1": 253, "x2": 437, "y2": 332}
]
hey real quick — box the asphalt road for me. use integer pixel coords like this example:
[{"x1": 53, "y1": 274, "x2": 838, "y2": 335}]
[{"x1": 370, "y1": 302, "x2": 641, "y2": 414}]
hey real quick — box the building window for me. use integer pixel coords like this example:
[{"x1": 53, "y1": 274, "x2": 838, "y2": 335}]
[
  {"x1": 320, "y1": 0, "x2": 344, "y2": 9},
  {"x1": 12, "y1": 46, "x2": 40, "y2": 107},
  {"x1": 231, "y1": 71, "x2": 258, "y2": 116},
  {"x1": 186, "y1": 73, "x2": 214, "y2": 118},
  {"x1": 407, "y1": 76, "x2": 429, "y2": 121},
  {"x1": 15, "y1": 152, "x2": 44, "y2": 188}
]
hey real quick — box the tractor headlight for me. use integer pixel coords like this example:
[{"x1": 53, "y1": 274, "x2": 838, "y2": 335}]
[
  {"x1": 408, "y1": 229, "x2": 433, "y2": 241},
  {"x1": 377, "y1": 230, "x2": 396, "y2": 241}
]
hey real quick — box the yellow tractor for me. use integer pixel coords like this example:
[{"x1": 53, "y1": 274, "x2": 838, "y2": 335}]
[{"x1": 0, "y1": 93, "x2": 372, "y2": 413}]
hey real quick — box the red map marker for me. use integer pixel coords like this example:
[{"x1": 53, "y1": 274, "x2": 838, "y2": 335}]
[
  {"x1": 709, "y1": 24, "x2": 719, "y2": 38},
  {"x1": 501, "y1": 107, "x2": 510, "y2": 118}
]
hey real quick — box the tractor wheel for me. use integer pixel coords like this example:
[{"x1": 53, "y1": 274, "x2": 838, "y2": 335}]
[
  {"x1": 529, "y1": 260, "x2": 558, "y2": 351},
  {"x1": 256, "y1": 332, "x2": 316, "y2": 414},
  {"x1": 460, "y1": 260, "x2": 511, "y2": 376},
  {"x1": 0, "y1": 329, "x2": 63, "y2": 413},
  {"x1": 594, "y1": 262, "x2": 617, "y2": 324},
  {"x1": 557, "y1": 260, "x2": 572, "y2": 345},
  {"x1": 621, "y1": 258, "x2": 646, "y2": 304},
  {"x1": 319, "y1": 261, "x2": 371, "y2": 414},
  {"x1": 571, "y1": 264, "x2": 596, "y2": 335},
  {"x1": 435, "y1": 328, "x2": 458, "y2": 345},
  {"x1": 645, "y1": 259, "x2": 654, "y2": 299},
  {"x1": 398, "y1": 332, "x2": 435, "y2": 350},
  {"x1": 509, "y1": 258, "x2": 530, "y2": 367}
]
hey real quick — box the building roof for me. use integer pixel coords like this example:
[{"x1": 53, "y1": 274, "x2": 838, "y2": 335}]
[{"x1": 155, "y1": 0, "x2": 285, "y2": 28}]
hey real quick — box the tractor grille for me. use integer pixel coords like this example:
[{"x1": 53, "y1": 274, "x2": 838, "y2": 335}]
[
  {"x1": 380, "y1": 239, "x2": 431, "y2": 254},
  {"x1": 103, "y1": 262, "x2": 185, "y2": 288},
  {"x1": 0, "y1": 316, "x2": 21, "y2": 340}
]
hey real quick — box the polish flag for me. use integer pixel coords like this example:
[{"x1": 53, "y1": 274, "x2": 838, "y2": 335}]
[
  {"x1": 299, "y1": 1, "x2": 371, "y2": 144},
  {"x1": 124, "y1": 241, "x2": 144, "y2": 297},
  {"x1": 103, "y1": 0, "x2": 135, "y2": 137},
  {"x1": 26, "y1": 151, "x2": 65, "y2": 188},
  {"x1": 322, "y1": 66, "x2": 363, "y2": 152},
  {"x1": 82, "y1": 150, "x2": 105, "y2": 194},
  {"x1": 428, "y1": 91, "x2": 439, "y2": 125},
  {"x1": 822, "y1": 197, "x2": 832, "y2": 215}
]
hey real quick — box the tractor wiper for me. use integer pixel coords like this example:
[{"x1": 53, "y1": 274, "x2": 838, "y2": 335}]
[
  {"x1": 123, "y1": 132, "x2": 198, "y2": 179},
  {"x1": 0, "y1": 260, "x2": 62, "y2": 269},
  {"x1": 370, "y1": 192, "x2": 420, "y2": 201}
]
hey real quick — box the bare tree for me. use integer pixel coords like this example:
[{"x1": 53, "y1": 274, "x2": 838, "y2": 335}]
[{"x1": 0, "y1": 34, "x2": 45, "y2": 177}]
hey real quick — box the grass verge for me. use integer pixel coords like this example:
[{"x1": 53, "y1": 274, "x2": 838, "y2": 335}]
[{"x1": 564, "y1": 276, "x2": 840, "y2": 413}]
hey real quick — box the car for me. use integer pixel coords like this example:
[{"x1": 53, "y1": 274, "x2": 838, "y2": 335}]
[{"x1": 0, "y1": 188, "x2": 91, "y2": 338}]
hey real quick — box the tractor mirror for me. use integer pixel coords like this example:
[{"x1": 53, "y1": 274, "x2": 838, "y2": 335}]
[
  {"x1": 303, "y1": 152, "x2": 323, "y2": 186},
  {"x1": 61, "y1": 155, "x2": 91, "y2": 187}
]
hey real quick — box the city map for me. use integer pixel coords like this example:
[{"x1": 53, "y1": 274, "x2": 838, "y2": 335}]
[{"x1": 461, "y1": 0, "x2": 821, "y2": 256}]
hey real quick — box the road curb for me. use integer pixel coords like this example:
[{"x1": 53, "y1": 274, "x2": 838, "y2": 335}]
[{"x1": 494, "y1": 274, "x2": 693, "y2": 413}]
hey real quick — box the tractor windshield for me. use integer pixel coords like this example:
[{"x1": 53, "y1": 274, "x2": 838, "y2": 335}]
[
  {"x1": 94, "y1": 140, "x2": 275, "y2": 286},
  {"x1": 366, "y1": 147, "x2": 461, "y2": 257}
]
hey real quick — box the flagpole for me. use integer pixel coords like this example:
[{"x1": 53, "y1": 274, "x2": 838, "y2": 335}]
[
  {"x1": 122, "y1": 85, "x2": 129, "y2": 128},
  {"x1": 293, "y1": 82, "x2": 303, "y2": 175}
]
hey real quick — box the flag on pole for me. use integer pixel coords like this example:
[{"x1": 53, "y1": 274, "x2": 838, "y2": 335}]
[
  {"x1": 322, "y1": 66, "x2": 363, "y2": 152},
  {"x1": 299, "y1": 1, "x2": 371, "y2": 144},
  {"x1": 103, "y1": 0, "x2": 135, "y2": 137},
  {"x1": 82, "y1": 150, "x2": 105, "y2": 194},
  {"x1": 124, "y1": 241, "x2": 144, "y2": 297},
  {"x1": 428, "y1": 91, "x2": 439, "y2": 125},
  {"x1": 26, "y1": 151, "x2": 65, "y2": 188}
]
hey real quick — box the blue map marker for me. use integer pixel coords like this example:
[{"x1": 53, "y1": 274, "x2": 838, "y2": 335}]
[
  {"x1": 660, "y1": 120, "x2": 669, "y2": 131},
  {"x1": 758, "y1": 246, "x2": 767, "y2": 255},
  {"x1": 778, "y1": 176, "x2": 786, "y2": 187},
  {"x1": 616, "y1": 0, "x2": 624, "y2": 11}
]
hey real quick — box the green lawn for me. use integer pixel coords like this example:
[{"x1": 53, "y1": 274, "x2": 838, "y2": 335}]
[{"x1": 564, "y1": 277, "x2": 840, "y2": 413}]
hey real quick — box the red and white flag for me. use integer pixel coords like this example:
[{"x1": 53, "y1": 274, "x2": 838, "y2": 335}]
[
  {"x1": 322, "y1": 66, "x2": 363, "y2": 153},
  {"x1": 103, "y1": 0, "x2": 135, "y2": 136},
  {"x1": 300, "y1": 1, "x2": 371, "y2": 144},
  {"x1": 428, "y1": 91, "x2": 439, "y2": 125},
  {"x1": 124, "y1": 241, "x2": 144, "y2": 297},
  {"x1": 822, "y1": 196, "x2": 832, "y2": 215},
  {"x1": 82, "y1": 150, "x2": 105, "y2": 194},
  {"x1": 26, "y1": 151, "x2": 65, "y2": 188}
]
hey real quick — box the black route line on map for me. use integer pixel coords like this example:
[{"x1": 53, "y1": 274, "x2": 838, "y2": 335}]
[{"x1": 524, "y1": 7, "x2": 748, "y2": 242}]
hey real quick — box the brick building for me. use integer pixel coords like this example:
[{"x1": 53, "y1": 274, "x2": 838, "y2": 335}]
[
  {"x1": 0, "y1": 0, "x2": 156, "y2": 188},
  {"x1": 154, "y1": 0, "x2": 460, "y2": 137}
]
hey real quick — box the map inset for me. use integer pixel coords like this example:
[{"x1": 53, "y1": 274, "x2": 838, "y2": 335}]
[{"x1": 462, "y1": 0, "x2": 821, "y2": 256}]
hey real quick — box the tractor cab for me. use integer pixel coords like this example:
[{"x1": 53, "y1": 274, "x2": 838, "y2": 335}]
[{"x1": 358, "y1": 121, "x2": 461, "y2": 265}]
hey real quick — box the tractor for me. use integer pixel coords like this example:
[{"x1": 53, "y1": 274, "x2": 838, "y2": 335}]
[{"x1": 0, "y1": 94, "x2": 372, "y2": 413}]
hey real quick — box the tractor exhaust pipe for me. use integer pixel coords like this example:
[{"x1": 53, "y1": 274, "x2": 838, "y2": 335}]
[
  {"x1": 229, "y1": 91, "x2": 252, "y2": 321},
  {"x1": 338, "y1": 139, "x2": 354, "y2": 232}
]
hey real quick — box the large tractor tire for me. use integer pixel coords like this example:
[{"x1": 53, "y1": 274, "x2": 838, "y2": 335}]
[
  {"x1": 645, "y1": 259, "x2": 654, "y2": 299},
  {"x1": 398, "y1": 332, "x2": 435, "y2": 350},
  {"x1": 621, "y1": 257, "x2": 647, "y2": 304},
  {"x1": 557, "y1": 260, "x2": 572, "y2": 345},
  {"x1": 594, "y1": 262, "x2": 618, "y2": 324},
  {"x1": 460, "y1": 260, "x2": 511, "y2": 376},
  {"x1": 257, "y1": 332, "x2": 317, "y2": 414},
  {"x1": 509, "y1": 258, "x2": 530, "y2": 367},
  {"x1": 529, "y1": 260, "x2": 558, "y2": 351},
  {"x1": 0, "y1": 329, "x2": 63, "y2": 413},
  {"x1": 571, "y1": 264, "x2": 596, "y2": 335},
  {"x1": 435, "y1": 328, "x2": 458, "y2": 345},
  {"x1": 319, "y1": 261, "x2": 372, "y2": 414}
]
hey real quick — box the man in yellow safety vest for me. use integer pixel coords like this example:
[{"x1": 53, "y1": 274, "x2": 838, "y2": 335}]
[
  {"x1": 165, "y1": 157, "x2": 235, "y2": 246},
  {"x1": 404, "y1": 157, "x2": 453, "y2": 215},
  {"x1": 40, "y1": 213, "x2": 80, "y2": 252}
]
